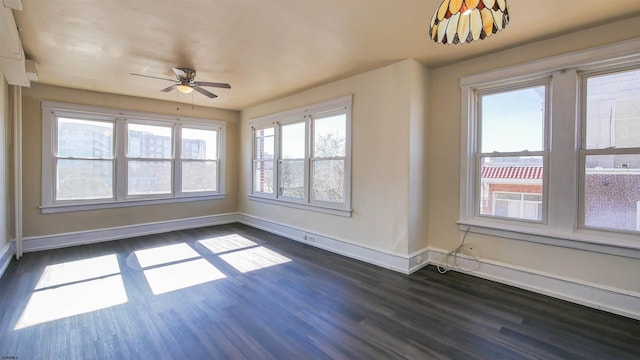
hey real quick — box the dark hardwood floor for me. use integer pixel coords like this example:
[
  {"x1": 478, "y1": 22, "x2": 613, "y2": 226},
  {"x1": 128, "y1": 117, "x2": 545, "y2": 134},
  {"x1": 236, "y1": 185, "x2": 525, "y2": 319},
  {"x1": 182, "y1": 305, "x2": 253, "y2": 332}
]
[{"x1": 0, "y1": 223, "x2": 638, "y2": 359}]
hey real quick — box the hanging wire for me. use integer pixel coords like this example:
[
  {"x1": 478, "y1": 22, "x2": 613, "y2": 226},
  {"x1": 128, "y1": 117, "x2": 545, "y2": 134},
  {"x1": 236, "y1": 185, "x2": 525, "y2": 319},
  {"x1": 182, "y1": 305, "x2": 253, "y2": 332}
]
[{"x1": 437, "y1": 226, "x2": 481, "y2": 274}]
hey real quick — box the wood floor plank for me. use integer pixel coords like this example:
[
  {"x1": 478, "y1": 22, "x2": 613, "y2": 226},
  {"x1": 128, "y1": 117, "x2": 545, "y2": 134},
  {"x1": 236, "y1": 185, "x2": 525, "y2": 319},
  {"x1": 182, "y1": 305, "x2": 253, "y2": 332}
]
[{"x1": 0, "y1": 223, "x2": 639, "y2": 359}]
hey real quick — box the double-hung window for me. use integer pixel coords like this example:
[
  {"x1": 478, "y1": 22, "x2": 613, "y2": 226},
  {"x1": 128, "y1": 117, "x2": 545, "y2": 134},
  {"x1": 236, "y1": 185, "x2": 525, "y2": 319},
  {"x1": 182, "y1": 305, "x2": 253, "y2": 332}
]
[
  {"x1": 55, "y1": 117, "x2": 115, "y2": 201},
  {"x1": 580, "y1": 67, "x2": 640, "y2": 233},
  {"x1": 249, "y1": 95, "x2": 352, "y2": 216},
  {"x1": 477, "y1": 83, "x2": 548, "y2": 223},
  {"x1": 460, "y1": 40, "x2": 640, "y2": 253},
  {"x1": 42, "y1": 101, "x2": 226, "y2": 213},
  {"x1": 126, "y1": 122, "x2": 173, "y2": 196}
]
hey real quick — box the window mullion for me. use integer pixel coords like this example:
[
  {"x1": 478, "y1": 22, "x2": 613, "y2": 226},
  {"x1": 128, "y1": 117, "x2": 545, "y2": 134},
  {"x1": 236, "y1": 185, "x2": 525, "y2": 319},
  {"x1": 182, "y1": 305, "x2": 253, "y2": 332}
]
[
  {"x1": 547, "y1": 69, "x2": 579, "y2": 232},
  {"x1": 115, "y1": 118, "x2": 127, "y2": 200},
  {"x1": 175, "y1": 124, "x2": 182, "y2": 197},
  {"x1": 305, "y1": 116, "x2": 311, "y2": 204}
]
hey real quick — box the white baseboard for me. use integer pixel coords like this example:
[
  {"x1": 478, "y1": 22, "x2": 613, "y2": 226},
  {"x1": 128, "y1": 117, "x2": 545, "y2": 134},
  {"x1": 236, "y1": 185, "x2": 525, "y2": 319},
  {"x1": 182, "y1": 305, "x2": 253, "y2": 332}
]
[
  {"x1": 428, "y1": 247, "x2": 640, "y2": 321},
  {"x1": 13, "y1": 212, "x2": 640, "y2": 321},
  {"x1": 22, "y1": 213, "x2": 241, "y2": 252},
  {"x1": 238, "y1": 214, "x2": 421, "y2": 274},
  {"x1": 0, "y1": 241, "x2": 15, "y2": 279}
]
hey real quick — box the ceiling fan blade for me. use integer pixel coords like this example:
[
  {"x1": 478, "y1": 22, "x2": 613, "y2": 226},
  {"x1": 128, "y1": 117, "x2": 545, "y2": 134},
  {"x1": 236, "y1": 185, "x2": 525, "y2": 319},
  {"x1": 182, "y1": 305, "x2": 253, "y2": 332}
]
[
  {"x1": 172, "y1": 67, "x2": 188, "y2": 80},
  {"x1": 160, "y1": 84, "x2": 177, "y2": 92},
  {"x1": 193, "y1": 86, "x2": 218, "y2": 98},
  {"x1": 192, "y1": 81, "x2": 231, "y2": 89},
  {"x1": 130, "y1": 73, "x2": 176, "y2": 82}
]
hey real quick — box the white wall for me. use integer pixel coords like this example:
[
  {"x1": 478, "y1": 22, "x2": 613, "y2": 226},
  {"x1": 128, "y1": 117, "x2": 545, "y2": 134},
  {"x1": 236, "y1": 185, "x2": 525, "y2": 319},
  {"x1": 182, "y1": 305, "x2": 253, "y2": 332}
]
[{"x1": 240, "y1": 59, "x2": 429, "y2": 258}]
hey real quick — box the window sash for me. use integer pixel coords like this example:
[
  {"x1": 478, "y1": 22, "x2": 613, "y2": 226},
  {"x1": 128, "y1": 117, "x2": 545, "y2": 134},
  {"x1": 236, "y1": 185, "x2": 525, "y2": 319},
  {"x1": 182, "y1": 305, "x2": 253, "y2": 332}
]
[
  {"x1": 252, "y1": 125, "x2": 277, "y2": 195},
  {"x1": 579, "y1": 67, "x2": 640, "y2": 234},
  {"x1": 474, "y1": 81, "x2": 550, "y2": 224}
]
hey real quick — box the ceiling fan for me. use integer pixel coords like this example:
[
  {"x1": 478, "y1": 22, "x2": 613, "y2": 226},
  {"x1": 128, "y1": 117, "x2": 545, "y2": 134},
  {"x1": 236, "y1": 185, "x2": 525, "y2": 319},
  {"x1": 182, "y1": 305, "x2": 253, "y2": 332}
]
[{"x1": 131, "y1": 67, "x2": 230, "y2": 98}]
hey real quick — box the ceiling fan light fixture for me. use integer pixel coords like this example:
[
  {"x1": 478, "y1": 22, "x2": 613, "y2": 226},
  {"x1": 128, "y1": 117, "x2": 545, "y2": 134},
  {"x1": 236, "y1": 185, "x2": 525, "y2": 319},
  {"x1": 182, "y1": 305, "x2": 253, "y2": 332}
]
[
  {"x1": 176, "y1": 84, "x2": 193, "y2": 94},
  {"x1": 428, "y1": 0, "x2": 510, "y2": 45}
]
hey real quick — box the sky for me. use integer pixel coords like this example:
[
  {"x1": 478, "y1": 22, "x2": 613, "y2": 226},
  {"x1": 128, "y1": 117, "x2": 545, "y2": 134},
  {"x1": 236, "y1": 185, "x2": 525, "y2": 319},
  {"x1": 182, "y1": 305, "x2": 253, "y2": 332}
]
[{"x1": 481, "y1": 86, "x2": 545, "y2": 153}]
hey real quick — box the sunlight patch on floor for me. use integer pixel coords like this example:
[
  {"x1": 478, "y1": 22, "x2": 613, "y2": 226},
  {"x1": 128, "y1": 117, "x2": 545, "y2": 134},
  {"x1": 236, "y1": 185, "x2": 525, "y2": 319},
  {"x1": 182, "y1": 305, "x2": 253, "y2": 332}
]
[
  {"x1": 35, "y1": 254, "x2": 120, "y2": 290},
  {"x1": 134, "y1": 243, "x2": 200, "y2": 268},
  {"x1": 142, "y1": 258, "x2": 226, "y2": 295},
  {"x1": 15, "y1": 274, "x2": 128, "y2": 330},
  {"x1": 219, "y1": 246, "x2": 291, "y2": 273},
  {"x1": 198, "y1": 234, "x2": 257, "y2": 254}
]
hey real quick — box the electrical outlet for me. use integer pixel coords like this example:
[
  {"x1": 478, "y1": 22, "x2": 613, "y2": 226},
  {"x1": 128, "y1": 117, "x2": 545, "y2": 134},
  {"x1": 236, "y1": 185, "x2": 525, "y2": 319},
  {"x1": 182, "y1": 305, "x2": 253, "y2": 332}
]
[
  {"x1": 303, "y1": 234, "x2": 308, "y2": 240},
  {"x1": 309, "y1": 236, "x2": 315, "y2": 242},
  {"x1": 416, "y1": 255, "x2": 423, "y2": 264}
]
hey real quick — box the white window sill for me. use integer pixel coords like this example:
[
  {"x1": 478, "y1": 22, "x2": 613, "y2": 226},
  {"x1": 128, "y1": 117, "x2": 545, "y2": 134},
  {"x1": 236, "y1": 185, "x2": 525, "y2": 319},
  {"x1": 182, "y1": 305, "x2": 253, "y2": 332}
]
[
  {"x1": 41, "y1": 194, "x2": 226, "y2": 214},
  {"x1": 457, "y1": 218, "x2": 640, "y2": 260},
  {"x1": 248, "y1": 194, "x2": 352, "y2": 217}
]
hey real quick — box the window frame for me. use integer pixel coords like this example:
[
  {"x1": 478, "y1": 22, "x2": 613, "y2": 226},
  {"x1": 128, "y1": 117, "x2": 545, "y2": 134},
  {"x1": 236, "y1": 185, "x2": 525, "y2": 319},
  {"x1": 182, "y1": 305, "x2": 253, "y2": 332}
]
[
  {"x1": 251, "y1": 123, "x2": 277, "y2": 196},
  {"x1": 459, "y1": 39, "x2": 640, "y2": 258},
  {"x1": 578, "y1": 65, "x2": 640, "y2": 234},
  {"x1": 41, "y1": 101, "x2": 226, "y2": 214},
  {"x1": 249, "y1": 95, "x2": 352, "y2": 217},
  {"x1": 474, "y1": 80, "x2": 550, "y2": 224},
  {"x1": 53, "y1": 115, "x2": 116, "y2": 202}
]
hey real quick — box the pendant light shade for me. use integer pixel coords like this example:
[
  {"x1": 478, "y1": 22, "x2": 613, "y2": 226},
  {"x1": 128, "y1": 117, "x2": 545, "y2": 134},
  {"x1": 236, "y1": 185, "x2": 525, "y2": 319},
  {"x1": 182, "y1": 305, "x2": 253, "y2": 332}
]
[{"x1": 429, "y1": 0, "x2": 509, "y2": 45}]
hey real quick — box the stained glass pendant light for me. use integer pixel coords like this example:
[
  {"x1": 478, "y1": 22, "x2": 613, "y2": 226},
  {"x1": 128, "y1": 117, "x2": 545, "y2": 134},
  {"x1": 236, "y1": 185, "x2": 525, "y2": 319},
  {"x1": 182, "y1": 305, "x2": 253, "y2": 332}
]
[{"x1": 429, "y1": 0, "x2": 509, "y2": 44}]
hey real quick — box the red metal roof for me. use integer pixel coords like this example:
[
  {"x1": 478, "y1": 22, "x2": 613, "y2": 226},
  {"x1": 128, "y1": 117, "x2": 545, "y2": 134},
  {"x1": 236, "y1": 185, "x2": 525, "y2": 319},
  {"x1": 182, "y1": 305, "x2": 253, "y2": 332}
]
[{"x1": 481, "y1": 166, "x2": 543, "y2": 179}]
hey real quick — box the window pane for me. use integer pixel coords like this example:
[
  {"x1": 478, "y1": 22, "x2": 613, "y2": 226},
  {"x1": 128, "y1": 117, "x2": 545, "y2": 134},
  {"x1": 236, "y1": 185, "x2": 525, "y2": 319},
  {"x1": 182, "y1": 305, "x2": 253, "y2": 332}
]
[
  {"x1": 182, "y1": 161, "x2": 217, "y2": 192},
  {"x1": 57, "y1": 118, "x2": 113, "y2": 158},
  {"x1": 254, "y1": 127, "x2": 275, "y2": 194},
  {"x1": 255, "y1": 128, "x2": 275, "y2": 160},
  {"x1": 254, "y1": 161, "x2": 274, "y2": 194},
  {"x1": 312, "y1": 160, "x2": 344, "y2": 203},
  {"x1": 56, "y1": 159, "x2": 113, "y2": 200},
  {"x1": 585, "y1": 154, "x2": 640, "y2": 232},
  {"x1": 128, "y1": 160, "x2": 172, "y2": 195},
  {"x1": 481, "y1": 86, "x2": 546, "y2": 153},
  {"x1": 479, "y1": 156, "x2": 543, "y2": 221},
  {"x1": 128, "y1": 123, "x2": 172, "y2": 159},
  {"x1": 281, "y1": 122, "x2": 305, "y2": 159},
  {"x1": 585, "y1": 69, "x2": 640, "y2": 149},
  {"x1": 313, "y1": 114, "x2": 346, "y2": 157},
  {"x1": 182, "y1": 128, "x2": 217, "y2": 160},
  {"x1": 279, "y1": 160, "x2": 304, "y2": 199}
]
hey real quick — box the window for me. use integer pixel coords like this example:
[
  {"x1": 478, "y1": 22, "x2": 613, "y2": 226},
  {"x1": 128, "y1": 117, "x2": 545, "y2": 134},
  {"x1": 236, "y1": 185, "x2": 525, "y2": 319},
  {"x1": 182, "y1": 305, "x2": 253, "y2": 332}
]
[
  {"x1": 42, "y1": 102, "x2": 226, "y2": 213},
  {"x1": 55, "y1": 118, "x2": 114, "y2": 201},
  {"x1": 250, "y1": 95, "x2": 352, "y2": 216},
  {"x1": 581, "y1": 68, "x2": 640, "y2": 233},
  {"x1": 460, "y1": 40, "x2": 640, "y2": 251},
  {"x1": 493, "y1": 192, "x2": 542, "y2": 220},
  {"x1": 181, "y1": 127, "x2": 219, "y2": 193},
  {"x1": 127, "y1": 123, "x2": 173, "y2": 196},
  {"x1": 477, "y1": 84, "x2": 548, "y2": 222},
  {"x1": 253, "y1": 126, "x2": 275, "y2": 195}
]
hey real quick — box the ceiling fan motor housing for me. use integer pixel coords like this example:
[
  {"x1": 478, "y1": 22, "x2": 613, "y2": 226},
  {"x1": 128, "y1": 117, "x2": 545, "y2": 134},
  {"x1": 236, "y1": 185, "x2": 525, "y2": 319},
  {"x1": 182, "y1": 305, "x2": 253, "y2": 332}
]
[{"x1": 175, "y1": 68, "x2": 196, "y2": 82}]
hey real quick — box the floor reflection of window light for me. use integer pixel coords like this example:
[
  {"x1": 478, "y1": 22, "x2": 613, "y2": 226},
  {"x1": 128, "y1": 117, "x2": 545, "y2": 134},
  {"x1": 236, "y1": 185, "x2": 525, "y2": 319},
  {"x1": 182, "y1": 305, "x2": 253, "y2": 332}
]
[
  {"x1": 15, "y1": 275, "x2": 128, "y2": 330},
  {"x1": 142, "y1": 259, "x2": 226, "y2": 295},
  {"x1": 219, "y1": 247, "x2": 291, "y2": 273},
  {"x1": 134, "y1": 243, "x2": 201, "y2": 268},
  {"x1": 198, "y1": 234, "x2": 257, "y2": 254},
  {"x1": 35, "y1": 254, "x2": 121, "y2": 289}
]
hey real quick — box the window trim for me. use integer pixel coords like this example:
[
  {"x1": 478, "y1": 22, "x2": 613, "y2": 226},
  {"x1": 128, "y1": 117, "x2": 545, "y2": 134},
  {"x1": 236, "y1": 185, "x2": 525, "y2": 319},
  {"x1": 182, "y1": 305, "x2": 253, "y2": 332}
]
[
  {"x1": 41, "y1": 101, "x2": 226, "y2": 213},
  {"x1": 459, "y1": 38, "x2": 640, "y2": 259},
  {"x1": 249, "y1": 95, "x2": 352, "y2": 217}
]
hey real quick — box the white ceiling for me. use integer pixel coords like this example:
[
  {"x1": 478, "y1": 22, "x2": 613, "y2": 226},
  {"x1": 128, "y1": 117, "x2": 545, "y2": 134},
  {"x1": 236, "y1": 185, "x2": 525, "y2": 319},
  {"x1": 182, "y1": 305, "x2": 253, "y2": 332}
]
[{"x1": 13, "y1": 0, "x2": 640, "y2": 110}]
